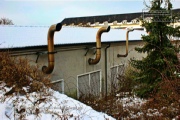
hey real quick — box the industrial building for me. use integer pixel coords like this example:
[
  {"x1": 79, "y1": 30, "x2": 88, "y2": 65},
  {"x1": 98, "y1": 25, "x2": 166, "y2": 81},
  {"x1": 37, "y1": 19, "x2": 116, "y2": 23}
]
[{"x1": 1, "y1": 9, "x2": 179, "y2": 98}]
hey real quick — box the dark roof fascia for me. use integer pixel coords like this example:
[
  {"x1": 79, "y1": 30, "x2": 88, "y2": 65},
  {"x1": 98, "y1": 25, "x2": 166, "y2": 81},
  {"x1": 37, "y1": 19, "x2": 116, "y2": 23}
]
[
  {"x1": 61, "y1": 8, "x2": 180, "y2": 25},
  {"x1": 64, "y1": 11, "x2": 143, "y2": 19},
  {"x1": 62, "y1": 8, "x2": 180, "y2": 21},
  {"x1": 61, "y1": 12, "x2": 143, "y2": 25},
  {"x1": 172, "y1": 8, "x2": 180, "y2": 13},
  {"x1": 0, "y1": 40, "x2": 142, "y2": 51}
]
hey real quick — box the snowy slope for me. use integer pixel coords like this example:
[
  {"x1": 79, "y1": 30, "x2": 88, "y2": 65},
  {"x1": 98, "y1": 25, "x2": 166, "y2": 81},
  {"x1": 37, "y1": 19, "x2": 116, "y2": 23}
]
[{"x1": 0, "y1": 88, "x2": 115, "y2": 120}]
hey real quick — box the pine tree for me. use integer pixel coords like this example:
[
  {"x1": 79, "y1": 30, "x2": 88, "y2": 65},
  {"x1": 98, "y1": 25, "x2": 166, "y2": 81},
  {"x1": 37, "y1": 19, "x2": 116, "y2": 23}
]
[{"x1": 130, "y1": 0, "x2": 180, "y2": 98}]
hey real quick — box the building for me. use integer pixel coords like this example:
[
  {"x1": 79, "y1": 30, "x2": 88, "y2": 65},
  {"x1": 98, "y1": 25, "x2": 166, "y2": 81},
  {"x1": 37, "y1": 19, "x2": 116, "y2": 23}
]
[
  {"x1": 1, "y1": 9, "x2": 179, "y2": 98},
  {"x1": 0, "y1": 24, "x2": 147, "y2": 98}
]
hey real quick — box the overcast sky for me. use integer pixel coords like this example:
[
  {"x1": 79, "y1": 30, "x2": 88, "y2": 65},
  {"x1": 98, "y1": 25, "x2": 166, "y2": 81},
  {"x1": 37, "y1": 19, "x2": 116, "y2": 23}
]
[{"x1": 0, "y1": 0, "x2": 179, "y2": 25}]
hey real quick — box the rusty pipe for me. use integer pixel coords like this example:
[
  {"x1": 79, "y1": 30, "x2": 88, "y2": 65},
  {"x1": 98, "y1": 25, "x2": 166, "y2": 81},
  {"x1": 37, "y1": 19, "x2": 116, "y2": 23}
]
[
  {"x1": 88, "y1": 26, "x2": 110, "y2": 65},
  {"x1": 117, "y1": 28, "x2": 134, "y2": 57},
  {"x1": 42, "y1": 23, "x2": 62, "y2": 74}
]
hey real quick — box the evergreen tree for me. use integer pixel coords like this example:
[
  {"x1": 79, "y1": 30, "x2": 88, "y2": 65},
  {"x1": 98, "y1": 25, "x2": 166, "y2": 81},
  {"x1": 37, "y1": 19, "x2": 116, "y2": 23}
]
[{"x1": 130, "y1": 0, "x2": 180, "y2": 98}]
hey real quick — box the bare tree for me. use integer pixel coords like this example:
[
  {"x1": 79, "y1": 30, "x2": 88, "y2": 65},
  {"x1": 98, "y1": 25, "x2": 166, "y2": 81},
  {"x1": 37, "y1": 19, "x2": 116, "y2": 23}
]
[{"x1": 0, "y1": 18, "x2": 14, "y2": 25}]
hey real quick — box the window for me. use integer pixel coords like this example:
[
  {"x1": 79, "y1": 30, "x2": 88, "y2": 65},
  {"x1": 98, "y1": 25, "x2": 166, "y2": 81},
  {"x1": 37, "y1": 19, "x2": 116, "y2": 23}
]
[
  {"x1": 175, "y1": 19, "x2": 180, "y2": 23},
  {"x1": 104, "y1": 21, "x2": 108, "y2": 26},
  {"x1": 169, "y1": 25, "x2": 173, "y2": 27},
  {"x1": 131, "y1": 20, "x2": 136, "y2": 24},
  {"x1": 175, "y1": 25, "x2": 179, "y2": 28},
  {"x1": 122, "y1": 20, "x2": 127, "y2": 24},
  {"x1": 145, "y1": 17, "x2": 152, "y2": 23},
  {"x1": 86, "y1": 22, "x2": 91, "y2": 26},
  {"x1": 110, "y1": 64, "x2": 125, "y2": 93},
  {"x1": 113, "y1": 21, "x2": 117, "y2": 25},
  {"x1": 95, "y1": 22, "x2": 99, "y2": 26},
  {"x1": 77, "y1": 70, "x2": 101, "y2": 98},
  {"x1": 131, "y1": 19, "x2": 139, "y2": 24},
  {"x1": 51, "y1": 79, "x2": 64, "y2": 94}
]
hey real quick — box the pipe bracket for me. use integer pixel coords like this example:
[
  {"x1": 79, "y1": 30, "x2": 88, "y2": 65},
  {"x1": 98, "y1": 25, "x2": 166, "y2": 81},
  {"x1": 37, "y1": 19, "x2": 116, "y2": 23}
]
[
  {"x1": 47, "y1": 51, "x2": 57, "y2": 54},
  {"x1": 84, "y1": 48, "x2": 89, "y2": 56},
  {"x1": 93, "y1": 47, "x2": 101, "y2": 55},
  {"x1": 36, "y1": 54, "x2": 40, "y2": 63},
  {"x1": 117, "y1": 54, "x2": 127, "y2": 57},
  {"x1": 36, "y1": 51, "x2": 47, "y2": 63}
]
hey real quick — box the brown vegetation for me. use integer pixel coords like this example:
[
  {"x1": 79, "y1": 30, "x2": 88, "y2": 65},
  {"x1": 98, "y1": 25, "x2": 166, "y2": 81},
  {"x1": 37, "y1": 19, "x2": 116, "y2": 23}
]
[
  {"x1": 0, "y1": 51, "x2": 51, "y2": 96},
  {"x1": 79, "y1": 64, "x2": 180, "y2": 120}
]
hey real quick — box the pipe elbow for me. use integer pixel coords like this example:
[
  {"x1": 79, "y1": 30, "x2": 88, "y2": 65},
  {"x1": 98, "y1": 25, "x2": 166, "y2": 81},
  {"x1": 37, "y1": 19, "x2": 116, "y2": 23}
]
[
  {"x1": 88, "y1": 26, "x2": 110, "y2": 65},
  {"x1": 48, "y1": 23, "x2": 62, "y2": 35},
  {"x1": 42, "y1": 22, "x2": 62, "y2": 74},
  {"x1": 88, "y1": 58, "x2": 94, "y2": 65},
  {"x1": 117, "y1": 54, "x2": 128, "y2": 57},
  {"x1": 117, "y1": 29, "x2": 134, "y2": 58},
  {"x1": 42, "y1": 62, "x2": 54, "y2": 74},
  {"x1": 105, "y1": 26, "x2": 110, "y2": 32},
  {"x1": 98, "y1": 26, "x2": 110, "y2": 34},
  {"x1": 55, "y1": 23, "x2": 62, "y2": 31},
  {"x1": 88, "y1": 54, "x2": 101, "y2": 65}
]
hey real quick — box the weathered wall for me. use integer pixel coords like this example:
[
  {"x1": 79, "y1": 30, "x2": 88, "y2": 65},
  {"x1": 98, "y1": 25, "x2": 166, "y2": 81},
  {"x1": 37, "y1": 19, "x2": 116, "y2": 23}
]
[{"x1": 21, "y1": 41, "x2": 146, "y2": 97}]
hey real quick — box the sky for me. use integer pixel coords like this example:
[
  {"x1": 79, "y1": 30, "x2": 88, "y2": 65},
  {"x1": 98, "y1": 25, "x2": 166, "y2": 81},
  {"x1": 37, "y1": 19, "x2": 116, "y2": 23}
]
[{"x1": 0, "y1": 0, "x2": 180, "y2": 26}]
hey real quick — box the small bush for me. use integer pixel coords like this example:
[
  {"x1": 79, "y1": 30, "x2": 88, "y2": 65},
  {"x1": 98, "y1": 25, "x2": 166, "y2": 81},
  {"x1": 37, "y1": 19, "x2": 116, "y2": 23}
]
[
  {"x1": 124, "y1": 63, "x2": 138, "y2": 93},
  {"x1": 143, "y1": 77, "x2": 180, "y2": 119},
  {"x1": 0, "y1": 51, "x2": 52, "y2": 96},
  {"x1": 80, "y1": 64, "x2": 180, "y2": 119}
]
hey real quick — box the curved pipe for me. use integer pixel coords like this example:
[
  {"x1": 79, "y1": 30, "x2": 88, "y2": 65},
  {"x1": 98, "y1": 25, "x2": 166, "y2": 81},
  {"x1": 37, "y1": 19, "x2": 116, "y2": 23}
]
[
  {"x1": 88, "y1": 26, "x2": 110, "y2": 65},
  {"x1": 117, "y1": 28, "x2": 134, "y2": 57},
  {"x1": 42, "y1": 23, "x2": 62, "y2": 74}
]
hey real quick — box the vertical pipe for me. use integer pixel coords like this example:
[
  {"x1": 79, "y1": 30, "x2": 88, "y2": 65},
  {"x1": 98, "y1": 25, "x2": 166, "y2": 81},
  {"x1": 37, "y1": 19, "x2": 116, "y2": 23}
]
[
  {"x1": 88, "y1": 26, "x2": 110, "y2": 65},
  {"x1": 42, "y1": 23, "x2": 62, "y2": 74},
  {"x1": 117, "y1": 29, "x2": 134, "y2": 57},
  {"x1": 105, "y1": 43, "x2": 111, "y2": 98}
]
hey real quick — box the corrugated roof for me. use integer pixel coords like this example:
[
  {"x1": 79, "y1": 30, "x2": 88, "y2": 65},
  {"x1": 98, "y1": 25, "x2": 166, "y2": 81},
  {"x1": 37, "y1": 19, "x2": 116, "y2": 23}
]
[{"x1": 0, "y1": 25, "x2": 147, "y2": 49}]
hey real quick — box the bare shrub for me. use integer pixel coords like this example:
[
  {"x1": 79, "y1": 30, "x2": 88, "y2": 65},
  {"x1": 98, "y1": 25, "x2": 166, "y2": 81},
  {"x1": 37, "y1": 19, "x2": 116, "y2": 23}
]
[
  {"x1": 143, "y1": 77, "x2": 180, "y2": 119},
  {"x1": 0, "y1": 51, "x2": 52, "y2": 96},
  {"x1": 79, "y1": 63, "x2": 180, "y2": 120},
  {"x1": 0, "y1": 51, "x2": 100, "y2": 120}
]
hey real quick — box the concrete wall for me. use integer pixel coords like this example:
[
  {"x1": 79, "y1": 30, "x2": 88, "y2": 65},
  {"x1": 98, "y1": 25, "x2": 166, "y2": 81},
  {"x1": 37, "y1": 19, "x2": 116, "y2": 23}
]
[{"x1": 20, "y1": 41, "x2": 145, "y2": 97}]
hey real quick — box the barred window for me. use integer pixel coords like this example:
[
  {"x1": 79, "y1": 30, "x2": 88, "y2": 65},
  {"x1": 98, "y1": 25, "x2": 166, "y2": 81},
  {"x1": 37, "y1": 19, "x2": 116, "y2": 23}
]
[
  {"x1": 51, "y1": 79, "x2": 64, "y2": 94},
  {"x1": 110, "y1": 64, "x2": 125, "y2": 93},
  {"x1": 77, "y1": 70, "x2": 101, "y2": 98}
]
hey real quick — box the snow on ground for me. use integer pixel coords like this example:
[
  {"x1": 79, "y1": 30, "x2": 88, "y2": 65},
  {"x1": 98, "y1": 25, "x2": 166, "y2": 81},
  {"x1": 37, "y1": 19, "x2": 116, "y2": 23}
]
[
  {"x1": 0, "y1": 87, "x2": 115, "y2": 120},
  {"x1": 1, "y1": 85, "x2": 179, "y2": 120},
  {"x1": 116, "y1": 96, "x2": 162, "y2": 119},
  {"x1": 116, "y1": 94, "x2": 179, "y2": 119}
]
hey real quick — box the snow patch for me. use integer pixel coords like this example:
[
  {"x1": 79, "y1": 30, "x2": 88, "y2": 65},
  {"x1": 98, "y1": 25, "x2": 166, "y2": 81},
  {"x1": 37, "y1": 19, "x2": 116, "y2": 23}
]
[{"x1": 0, "y1": 87, "x2": 115, "y2": 120}]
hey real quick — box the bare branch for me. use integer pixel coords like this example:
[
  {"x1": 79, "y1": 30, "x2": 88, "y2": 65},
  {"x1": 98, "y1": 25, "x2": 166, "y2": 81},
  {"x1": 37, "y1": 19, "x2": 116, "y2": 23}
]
[{"x1": 0, "y1": 18, "x2": 14, "y2": 25}]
